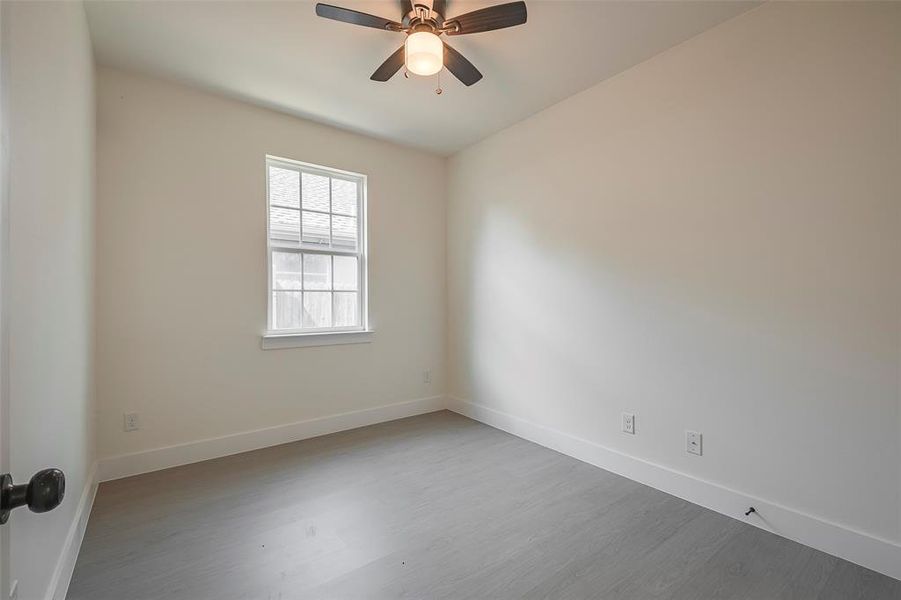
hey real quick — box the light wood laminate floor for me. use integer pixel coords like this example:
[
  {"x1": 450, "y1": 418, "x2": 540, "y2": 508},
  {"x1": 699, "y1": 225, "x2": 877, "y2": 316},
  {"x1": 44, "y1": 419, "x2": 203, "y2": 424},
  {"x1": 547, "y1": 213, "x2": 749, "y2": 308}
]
[{"x1": 68, "y1": 411, "x2": 900, "y2": 599}]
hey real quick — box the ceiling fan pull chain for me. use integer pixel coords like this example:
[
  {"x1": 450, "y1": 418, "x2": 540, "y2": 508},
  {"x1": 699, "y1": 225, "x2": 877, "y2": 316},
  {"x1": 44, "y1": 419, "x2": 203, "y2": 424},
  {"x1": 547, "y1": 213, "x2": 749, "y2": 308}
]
[{"x1": 435, "y1": 70, "x2": 443, "y2": 95}]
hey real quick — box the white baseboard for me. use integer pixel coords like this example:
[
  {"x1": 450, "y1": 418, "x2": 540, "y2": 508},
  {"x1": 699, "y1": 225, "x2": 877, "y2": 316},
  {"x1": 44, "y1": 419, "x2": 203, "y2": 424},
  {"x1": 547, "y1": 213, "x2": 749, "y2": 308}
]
[
  {"x1": 447, "y1": 396, "x2": 901, "y2": 582},
  {"x1": 46, "y1": 461, "x2": 98, "y2": 600},
  {"x1": 98, "y1": 395, "x2": 446, "y2": 482}
]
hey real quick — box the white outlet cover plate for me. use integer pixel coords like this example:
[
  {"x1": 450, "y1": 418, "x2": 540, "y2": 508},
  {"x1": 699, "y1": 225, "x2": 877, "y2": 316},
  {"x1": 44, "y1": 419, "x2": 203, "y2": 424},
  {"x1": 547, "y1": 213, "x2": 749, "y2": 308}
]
[
  {"x1": 686, "y1": 430, "x2": 702, "y2": 455},
  {"x1": 622, "y1": 413, "x2": 635, "y2": 435},
  {"x1": 124, "y1": 413, "x2": 139, "y2": 432}
]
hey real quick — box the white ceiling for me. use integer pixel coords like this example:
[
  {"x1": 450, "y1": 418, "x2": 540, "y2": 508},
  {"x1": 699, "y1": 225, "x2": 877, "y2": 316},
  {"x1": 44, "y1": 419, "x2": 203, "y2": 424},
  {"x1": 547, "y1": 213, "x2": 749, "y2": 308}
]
[{"x1": 85, "y1": 0, "x2": 758, "y2": 155}]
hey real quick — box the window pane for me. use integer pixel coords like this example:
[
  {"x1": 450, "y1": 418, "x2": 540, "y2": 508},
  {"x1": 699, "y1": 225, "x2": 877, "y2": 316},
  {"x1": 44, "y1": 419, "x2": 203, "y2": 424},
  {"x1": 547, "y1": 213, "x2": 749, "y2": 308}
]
[
  {"x1": 331, "y1": 215, "x2": 357, "y2": 250},
  {"x1": 268, "y1": 166, "x2": 299, "y2": 207},
  {"x1": 269, "y1": 207, "x2": 299, "y2": 242},
  {"x1": 334, "y1": 292, "x2": 358, "y2": 327},
  {"x1": 302, "y1": 172, "x2": 330, "y2": 212},
  {"x1": 331, "y1": 179, "x2": 357, "y2": 216},
  {"x1": 302, "y1": 211, "x2": 330, "y2": 246},
  {"x1": 272, "y1": 252, "x2": 302, "y2": 290},
  {"x1": 303, "y1": 254, "x2": 331, "y2": 290},
  {"x1": 303, "y1": 292, "x2": 332, "y2": 328},
  {"x1": 267, "y1": 162, "x2": 364, "y2": 333},
  {"x1": 333, "y1": 255, "x2": 357, "y2": 290},
  {"x1": 272, "y1": 291, "x2": 304, "y2": 330}
]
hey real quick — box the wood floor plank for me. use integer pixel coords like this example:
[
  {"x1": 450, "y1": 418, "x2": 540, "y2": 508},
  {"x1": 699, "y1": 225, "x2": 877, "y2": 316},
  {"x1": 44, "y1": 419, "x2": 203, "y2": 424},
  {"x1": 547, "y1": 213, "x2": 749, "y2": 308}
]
[
  {"x1": 817, "y1": 560, "x2": 901, "y2": 600},
  {"x1": 67, "y1": 411, "x2": 901, "y2": 600},
  {"x1": 600, "y1": 511, "x2": 744, "y2": 599}
]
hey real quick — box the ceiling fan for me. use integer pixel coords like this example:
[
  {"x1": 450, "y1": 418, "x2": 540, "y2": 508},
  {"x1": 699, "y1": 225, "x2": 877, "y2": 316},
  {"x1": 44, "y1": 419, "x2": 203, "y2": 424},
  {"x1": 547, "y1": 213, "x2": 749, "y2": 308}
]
[{"x1": 314, "y1": 0, "x2": 527, "y2": 89}]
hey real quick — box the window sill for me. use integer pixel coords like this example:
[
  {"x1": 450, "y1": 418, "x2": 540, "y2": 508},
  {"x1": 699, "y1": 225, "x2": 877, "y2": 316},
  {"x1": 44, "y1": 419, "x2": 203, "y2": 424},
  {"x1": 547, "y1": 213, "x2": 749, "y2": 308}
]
[{"x1": 261, "y1": 330, "x2": 374, "y2": 350}]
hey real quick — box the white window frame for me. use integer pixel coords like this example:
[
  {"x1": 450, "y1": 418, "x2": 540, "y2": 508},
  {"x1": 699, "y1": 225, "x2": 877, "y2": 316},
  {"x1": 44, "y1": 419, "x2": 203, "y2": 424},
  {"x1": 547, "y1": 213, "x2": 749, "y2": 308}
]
[{"x1": 262, "y1": 155, "x2": 370, "y2": 349}]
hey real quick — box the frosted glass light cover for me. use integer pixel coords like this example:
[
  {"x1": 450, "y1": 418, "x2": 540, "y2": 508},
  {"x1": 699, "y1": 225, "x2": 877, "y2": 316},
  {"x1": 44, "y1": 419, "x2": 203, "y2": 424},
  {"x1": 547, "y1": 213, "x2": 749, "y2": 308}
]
[{"x1": 405, "y1": 32, "x2": 443, "y2": 76}]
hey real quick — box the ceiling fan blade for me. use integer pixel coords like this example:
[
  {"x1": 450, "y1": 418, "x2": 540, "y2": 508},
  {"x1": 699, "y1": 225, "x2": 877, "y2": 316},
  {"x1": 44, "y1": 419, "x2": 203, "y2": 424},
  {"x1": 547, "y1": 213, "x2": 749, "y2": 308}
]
[
  {"x1": 443, "y1": 42, "x2": 482, "y2": 86},
  {"x1": 401, "y1": 0, "x2": 413, "y2": 15},
  {"x1": 371, "y1": 46, "x2": 406, "y2": 81},
  {"x1": 444, "y1": 1, "x2": 527, "y2": 35},
  {"x1": 432, "y1": 0, "x2": 446, "y2": 18},
  {"x1": 315, "y1": 4, "x2": 401, "y2": 30}
]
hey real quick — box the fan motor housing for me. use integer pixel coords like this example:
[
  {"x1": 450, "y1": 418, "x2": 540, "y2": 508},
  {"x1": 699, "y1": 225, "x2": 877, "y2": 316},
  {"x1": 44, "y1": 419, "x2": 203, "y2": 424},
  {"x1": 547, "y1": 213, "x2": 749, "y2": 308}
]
[
  {"x1": 409, "y1": 21, "x2": 438, "y2": 35},
  {"x1": 403, "y1": 3, "x2": 443, "y2": 30}
]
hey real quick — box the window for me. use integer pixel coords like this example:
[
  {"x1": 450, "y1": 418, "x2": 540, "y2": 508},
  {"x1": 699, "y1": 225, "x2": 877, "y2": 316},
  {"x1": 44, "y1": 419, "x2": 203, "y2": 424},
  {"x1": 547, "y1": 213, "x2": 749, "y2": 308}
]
[{"x1": 266, "y1": 156, "x2": 367, "y2": 337}]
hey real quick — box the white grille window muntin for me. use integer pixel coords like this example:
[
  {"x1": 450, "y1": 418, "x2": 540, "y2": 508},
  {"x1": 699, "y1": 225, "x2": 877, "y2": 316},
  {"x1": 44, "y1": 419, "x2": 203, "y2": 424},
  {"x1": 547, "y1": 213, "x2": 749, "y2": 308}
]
[{"x1": 266, "y1": 156, "x2": 367, "y2": 334}]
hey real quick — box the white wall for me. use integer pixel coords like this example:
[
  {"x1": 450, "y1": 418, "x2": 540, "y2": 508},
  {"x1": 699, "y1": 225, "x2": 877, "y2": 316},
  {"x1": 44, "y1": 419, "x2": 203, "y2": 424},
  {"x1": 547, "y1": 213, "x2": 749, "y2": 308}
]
[
  {"x1": 95, "y1": 68, "x2": 446, "y2": 460},
  {"x1": 448, "y1": 0, "x2": 900, "y2": 549},
  {"x1": 3, "y1": 2, "x2": 96, "y2": 599}
]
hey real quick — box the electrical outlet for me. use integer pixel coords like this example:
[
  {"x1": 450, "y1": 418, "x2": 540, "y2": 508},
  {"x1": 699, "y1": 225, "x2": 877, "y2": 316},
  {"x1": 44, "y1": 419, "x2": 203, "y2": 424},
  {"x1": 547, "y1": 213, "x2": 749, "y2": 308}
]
[
  {"x1": 622, "y1": 413, "x2": 635, "y2": 435},
  {"x1": 423, "y1": 370, "x2": 431, "y2": 384},
  {"x1": 124, "y1": 412, "x2": 140, "y2": 432},
  {"x1": 686, "y1": 430, "x2": 702, "y2": 456}
]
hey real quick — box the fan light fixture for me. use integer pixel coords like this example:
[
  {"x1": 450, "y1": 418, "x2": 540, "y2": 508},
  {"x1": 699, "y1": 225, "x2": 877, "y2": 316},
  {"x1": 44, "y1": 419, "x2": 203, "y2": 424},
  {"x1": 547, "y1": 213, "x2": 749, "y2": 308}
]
[
  {"x1": 405, "y1": 31, "x2": 443, "y2": 76},
  {"x1": 314, "y1": 1, "x2": 528, "y2": 88}
]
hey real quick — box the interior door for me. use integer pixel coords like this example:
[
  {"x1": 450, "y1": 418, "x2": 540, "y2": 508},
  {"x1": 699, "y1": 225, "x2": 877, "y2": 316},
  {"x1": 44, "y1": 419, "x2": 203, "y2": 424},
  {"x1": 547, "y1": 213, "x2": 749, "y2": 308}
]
[
  {"x1": 0, "y1": 11, "x2": 67, "y2": 596},
  {"x1": 0, "y1": 5, "x2": 72, "y2": 595},
  {"x1": 0, "y1": 1, "x2": 10, "y2": 594}
]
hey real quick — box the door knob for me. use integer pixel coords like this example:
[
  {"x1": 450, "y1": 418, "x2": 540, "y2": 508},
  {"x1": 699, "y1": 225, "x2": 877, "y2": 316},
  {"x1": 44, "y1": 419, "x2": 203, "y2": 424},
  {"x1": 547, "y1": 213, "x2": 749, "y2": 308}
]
[{"x1": 0, "y1": 469, "x2": 65, "y2": 524}]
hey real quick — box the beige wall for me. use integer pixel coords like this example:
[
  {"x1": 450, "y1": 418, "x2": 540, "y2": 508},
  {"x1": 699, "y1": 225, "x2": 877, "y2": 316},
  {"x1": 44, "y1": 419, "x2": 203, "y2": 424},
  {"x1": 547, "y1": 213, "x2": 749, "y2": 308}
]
[
  {"x1": 4, "y1": 1, "x2": 95, "y2": 598},
  {"x1": 448, "y1": 1, "x2": 901, "y2": 543},
  {"x1": 95, "y1": 68, "x2": 446, "y2": 460}
]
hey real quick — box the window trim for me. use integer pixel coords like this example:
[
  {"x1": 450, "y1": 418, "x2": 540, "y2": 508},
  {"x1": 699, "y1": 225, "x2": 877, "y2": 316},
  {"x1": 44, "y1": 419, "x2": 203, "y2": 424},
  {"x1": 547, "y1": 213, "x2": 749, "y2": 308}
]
[
  {"x1": 263, "y1": 155, "x2": 369, "y2": 344},
  {"x1": 261, "y1": 329, "x2": 374, "y2": 350}
]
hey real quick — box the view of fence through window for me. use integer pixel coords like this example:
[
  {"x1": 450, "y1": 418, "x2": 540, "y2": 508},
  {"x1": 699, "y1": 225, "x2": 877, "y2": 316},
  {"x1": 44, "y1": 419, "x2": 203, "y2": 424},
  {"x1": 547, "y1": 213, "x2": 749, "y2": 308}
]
[{"x1": 266, "y1": 157, "x2": 366, "y2": 332}]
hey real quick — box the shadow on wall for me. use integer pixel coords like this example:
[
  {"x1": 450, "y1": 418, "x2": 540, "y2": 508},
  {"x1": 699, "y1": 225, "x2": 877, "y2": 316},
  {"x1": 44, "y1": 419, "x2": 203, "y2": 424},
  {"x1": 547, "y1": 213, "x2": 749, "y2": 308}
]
[{"x1": 460, "y1": 197, "x2": 897, "y2": 540}]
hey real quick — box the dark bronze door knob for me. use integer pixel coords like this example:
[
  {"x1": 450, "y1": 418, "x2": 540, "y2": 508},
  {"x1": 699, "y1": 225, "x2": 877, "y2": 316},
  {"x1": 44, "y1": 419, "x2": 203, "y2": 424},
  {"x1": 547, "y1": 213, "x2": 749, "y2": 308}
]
[{"x1": 0, "y1": 468, "x2": 65, "y2": 524}]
